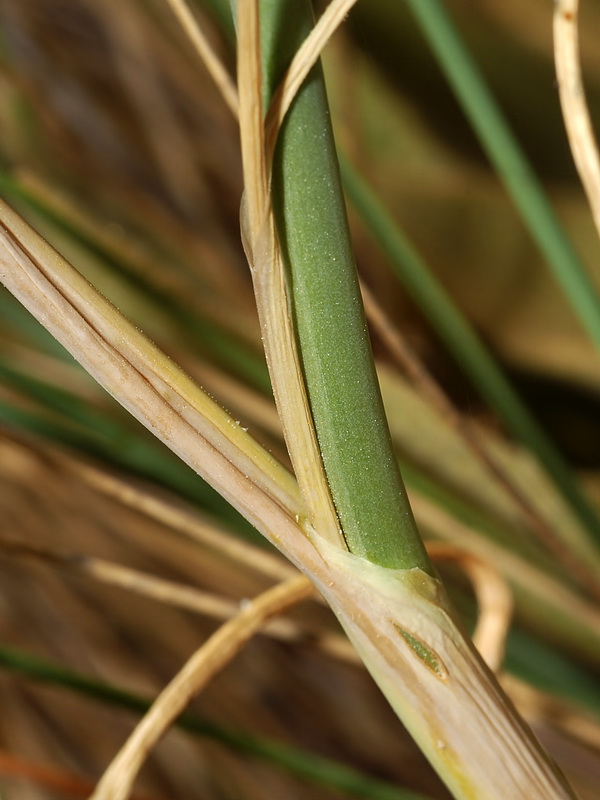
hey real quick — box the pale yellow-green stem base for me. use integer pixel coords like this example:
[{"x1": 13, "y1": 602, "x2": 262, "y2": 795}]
[{"x1": 306, "y1": 536, "x2": 576, "y2": 800}]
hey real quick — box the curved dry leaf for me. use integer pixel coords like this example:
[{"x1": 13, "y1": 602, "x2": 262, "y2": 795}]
[{"x1": 554, "y1": 0, "x2": 600, "y2": 240}]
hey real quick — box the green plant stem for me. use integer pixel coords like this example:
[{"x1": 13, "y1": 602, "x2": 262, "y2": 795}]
[
  {"x1": 0, "y1": 645, "x2": 433, "y2": 800},
  {"x1": 341, "y1": 158, "x2": 600, "y2": 562},
  {"x1": 403, "y1": 0, "x2": 600, "y2": 351},
  {"x1": 258, "y1": 0, "x2": 429, "y2": 571}
]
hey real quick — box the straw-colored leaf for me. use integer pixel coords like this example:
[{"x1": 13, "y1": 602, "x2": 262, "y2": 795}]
[
  {"x1": 237, "y1": 0, "x2": 344, "y2": 548},
  {"x1": 0, "y1": 198, "x2": 304, "y2": 549}
]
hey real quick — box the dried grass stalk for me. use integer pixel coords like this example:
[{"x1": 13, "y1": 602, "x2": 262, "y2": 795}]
[{"x1": 554, "y1": 0, "x2": 600, "y2": 240}]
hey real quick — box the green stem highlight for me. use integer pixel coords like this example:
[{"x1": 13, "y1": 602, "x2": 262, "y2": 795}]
[{"x1": 259, "y1": 0, "x2": 430, "y2": 571}]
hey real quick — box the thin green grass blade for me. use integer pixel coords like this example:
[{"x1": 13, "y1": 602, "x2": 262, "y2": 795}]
[
  {"x1": 198, "y1": 0, "x2": 236, "y2": 44},
  {"x1": 341, "y1": 159, "x2": 600, "y2": 562},
  {"x1": 0, "y1": 646, "x2": 434, "y2": 800},
  {"x1": 505, "y1": 627, "x2": 600, "y2": 717},
  {"x1": 0, "y1": 369, "x2": 255, "y2": 536},
  {"x1": 1, "y1": 287, "x2": 76, "y2": 361},
  {"x1": 403, "y1": 0, "x2": 600, "y2": 350}
]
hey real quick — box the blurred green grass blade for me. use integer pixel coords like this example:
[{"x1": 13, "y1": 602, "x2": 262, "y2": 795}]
[
  {"x1": 401, "y1": 460, "x2": 554, "y2": 566},
  {"x1": 341, "y1": 159, "x2": 600, "y2": 560},
  {"x1": 404, "y1": 0, "x2": 600, "y2": 350},
  {"x1": 259, "y1": 0, "x2": 430, "y2": 571},
  {"x1": 0, "y1": 368, "x2": 256, "y2": 537},
  {"x1": 0, "y1": 288, "x2": 76, "y2": 361},
  {"x1": 196, "y1": 0, "x2": 235, "y2": 44},
  {"x1": 505, "y1": 627, "x2": 600, "y2": 717},
  {"x1": 0, "y1": 397, "x2": 255, "y2": 537},
  {"x1": 0, "y1": 361, "x2": 123, "y2": 439},
  {"x1": 0, "y1": 171, "x2": 272, "y2": 394},
  {"x1": 0, "y1": 645, "x2": 434, "y2": 800}
]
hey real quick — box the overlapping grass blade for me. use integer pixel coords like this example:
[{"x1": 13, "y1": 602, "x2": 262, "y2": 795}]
[{"x1": 403, "y1": 0, "x2": 600, "y2": 350}]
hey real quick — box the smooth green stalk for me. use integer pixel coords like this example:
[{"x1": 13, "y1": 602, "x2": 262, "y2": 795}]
[
  {"x1": 0, "y1": 646, "x2": 433, "y2": 800},
  {"x1": 341, "y1": 159, "x2": 600, "y2": 562},
  {"x1": 259, "y1": 0, "x2": 429, "y2": 571},
  {"x1": 403, "y1": 0, "x2": 600, "y2": 351}
]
